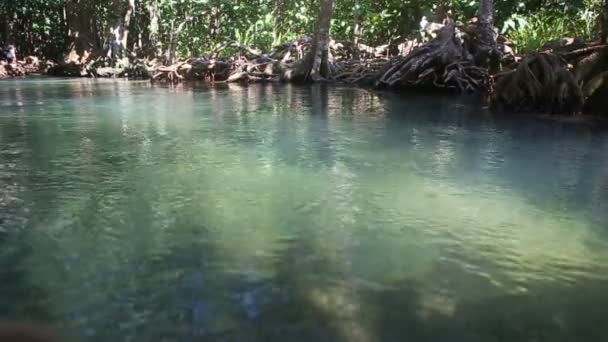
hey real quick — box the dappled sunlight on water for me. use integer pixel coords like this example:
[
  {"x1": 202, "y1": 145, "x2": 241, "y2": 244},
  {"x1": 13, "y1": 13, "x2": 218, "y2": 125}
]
[{"x1": 1, "y1": 79, "x2": 608, "y2": 341}]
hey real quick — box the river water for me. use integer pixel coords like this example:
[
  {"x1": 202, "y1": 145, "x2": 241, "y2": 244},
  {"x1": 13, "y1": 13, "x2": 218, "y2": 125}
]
[{"x1": 1, "y1": 78, "x2": 608, "y2": 341}]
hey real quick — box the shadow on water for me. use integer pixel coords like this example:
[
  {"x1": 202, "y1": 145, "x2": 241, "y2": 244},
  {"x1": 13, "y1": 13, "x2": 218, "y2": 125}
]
[
  {"x1": 375, "y1": 90, "x2": 608, "y2": 230},
  {"x1": 152, "y1": 236, "x2": 608, "y2": 342},
  {"x1": 200, "y1": 236, "x2": 608, "y2": 342},
  {"x1": 0, "y1": 235, "x2": 52, "y2": 323},
  {"x1": 2, "y1": 228, "x2": 608, "y2": 341}
]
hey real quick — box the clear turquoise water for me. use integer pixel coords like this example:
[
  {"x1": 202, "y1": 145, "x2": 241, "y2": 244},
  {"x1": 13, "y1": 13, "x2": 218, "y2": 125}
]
[{"x1": 1, "y1": 78, "x2": 608, "y2": 341}]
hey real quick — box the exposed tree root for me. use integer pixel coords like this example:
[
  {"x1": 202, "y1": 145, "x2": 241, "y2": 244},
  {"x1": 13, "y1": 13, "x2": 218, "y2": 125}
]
[
  {"x1": 492, "y1": 40, "x2": 608, "y2": 115},
  {"x1": 152, "y1": 37, "x2": 319, "y2": 83},
  {"x1": 492, "y1": 52, "x2": 583, "y2": 114},
  {"x1": 376, "y1": 22, "x2": 488, "y2": 92},
  {"x1": 584, "y1": 72, "x2": 608, "y2": 116},
  {"x1": 151, "y1": 56, "x2": 282, "y2": 83},
  {"x1": 45, "y1": 57, "x2": 153, "y2": 79},
  {"x1": 0, "y1": 57, "x2": 54, "y2": 78},
  {"x1": 108, "y1": 34, "x2": 422, "y2": 85},
  {"x1": 332, "y1": 59, "x2": 388, "y2": 84},
  {"x1": 573, "y1": 45, "x2": 608, "y2": 116},
  {"x1": 145, "y1": 18, "x2": 498, "y2": 88}
]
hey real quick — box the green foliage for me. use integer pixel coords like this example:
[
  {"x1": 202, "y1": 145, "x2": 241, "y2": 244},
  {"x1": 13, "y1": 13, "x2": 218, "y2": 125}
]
[
  {"x1": 502, "y1": 3, "x2": 601, "y2": 53},
  {"x1": 0, "y1": 0, "x2": 604, "y2": 60},
  {"x1": 0, "y1": 0, "x2": 68, "y2": 59}
]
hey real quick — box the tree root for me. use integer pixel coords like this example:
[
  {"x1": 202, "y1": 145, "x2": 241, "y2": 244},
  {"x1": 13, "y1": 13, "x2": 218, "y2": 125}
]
[
  {"x1": 151, "y1": 56, "x2": 281, "y2": 84},
  {"x1": 376, "y1": 22, "x2": 487, "y2": 92},
  {"x1": 492, "y1": 52, "x2": 583, "y2": 114},
  {"x1": 0, "y1": 57, "x2": 54, "y2": 78},
  {"x1": 332, "y1": 59, "x2": 388, "y2": 84},
  {"x1": 151, "y1": 37, "x2": 320, "y2": 84},
  {"x1": 561, "y1": 44, "x2": 608, "y2": 61}
]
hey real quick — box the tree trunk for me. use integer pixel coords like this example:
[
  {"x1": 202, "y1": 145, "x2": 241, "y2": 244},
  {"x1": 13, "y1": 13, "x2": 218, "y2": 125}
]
[
  {"x1": 65, "y1": 0, "x2": 101, "y2": 63},
  {"x1": 351, "y1": 0, "x2": 362, "y2": 59},
  {"x1": 310, "y1": 0, "x2": 334, "y2": 81},
  {"x1": 273, "y1": 0, "x2": 285, "y2": 43},
  {"x1": 435, "y1": 1, "x2": 450, "y2": 23},
  {"x1": 602, "y1": 0, "x2": 608, "y2": 44},
  {"x1": 107, "y1": 0, "x2": 135, "y2": 61},
  {"x1": 351, "y1": 21, "x2": 362, "y2": 59},
  {"x1": 165, "y1": 16, "x2": 192, "y2": 65},
  {"x1": 209, "y1": 2, "x2": 220, "y2": 39},
  {"x1": 166, "y1": 20, "x2": 177, "y2": 65},
  {"x1": 121, "y1": 0, "x2": 135, "y2": 49},
  {"x1": 147, "y1": 0, "x2": 161, "y2": 56},
  {"x1": 1, "y1": 3, "x2": 17, "y2": 45},
  {"x1": 477, "y1": 0, "x2": 500, "y2": 68}
]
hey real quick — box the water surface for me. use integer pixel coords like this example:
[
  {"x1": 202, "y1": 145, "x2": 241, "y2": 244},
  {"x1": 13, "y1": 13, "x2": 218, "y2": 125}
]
[{"x1": 1, "y1": 79, "x2": 608, "y2": 341}]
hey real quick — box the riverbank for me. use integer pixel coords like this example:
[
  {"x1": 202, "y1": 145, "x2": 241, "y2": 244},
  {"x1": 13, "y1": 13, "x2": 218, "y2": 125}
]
[
  {"x1": 0, "y1": 57, "x2": 52, "y2": 78},
  {"x1": 2, "y1": 28, "x2": 607, "y2": 117}
]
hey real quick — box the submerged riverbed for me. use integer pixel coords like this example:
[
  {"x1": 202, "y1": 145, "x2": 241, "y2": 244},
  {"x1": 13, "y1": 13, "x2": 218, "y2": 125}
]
[{"x1": 1, "y1": 78, "x2": 608, "y2": 341}]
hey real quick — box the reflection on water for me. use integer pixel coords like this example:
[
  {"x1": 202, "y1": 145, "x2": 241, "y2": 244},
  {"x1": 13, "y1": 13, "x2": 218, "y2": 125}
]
[{"x1": 1, "y1": 78, "x2": 608, "y2": 341}]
